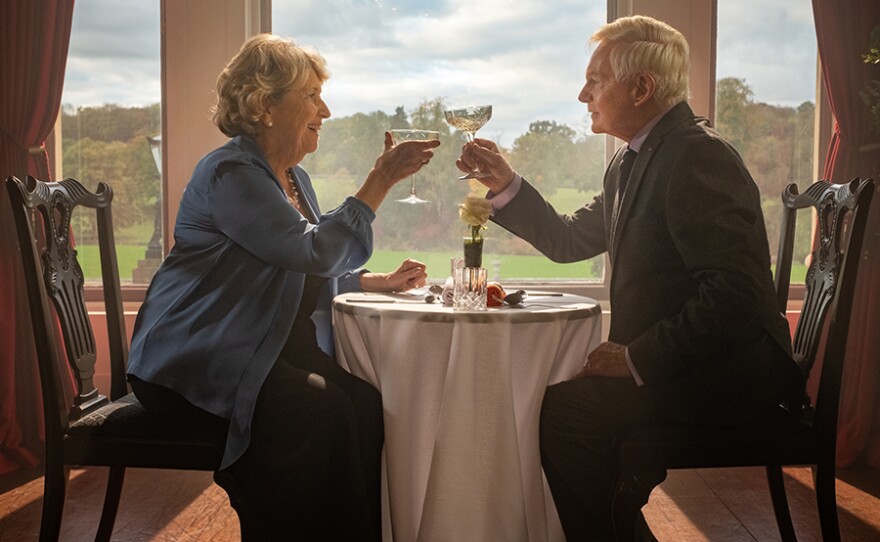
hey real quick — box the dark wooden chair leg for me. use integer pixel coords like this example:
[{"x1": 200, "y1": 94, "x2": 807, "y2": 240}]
[
  {"x1": 766, "y1": 465, "x2": 797, "y2": 541},
  {"x1": 39, "y1": 461, "x2": 68, "y2": 542},
  {"x1": 95, "y1": 466, "x2": 126, "y2": 542},
  {"x1": 814, "y1": 462, "x2": 840, "y2": 542}
]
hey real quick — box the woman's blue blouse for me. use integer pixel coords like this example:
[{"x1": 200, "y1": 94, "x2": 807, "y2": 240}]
[{"x1": 128, "y1": 136, "x2": 374, "y2": 469}]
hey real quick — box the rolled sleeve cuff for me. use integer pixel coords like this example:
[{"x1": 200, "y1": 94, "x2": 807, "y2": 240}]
[{"x1": 342, "y1": 195, "x2": 377, "y2": 222}]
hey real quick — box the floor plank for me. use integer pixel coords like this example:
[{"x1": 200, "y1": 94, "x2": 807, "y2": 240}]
[
  {"x1": 644, "y1": 465, "x2": 880, "y2": 542},
  {"x1": 2, "y1": 464, "x2": 879, "y2": 540},
  {"x1": 0, "y1": 468, "x2": 239, "y2": 542}
]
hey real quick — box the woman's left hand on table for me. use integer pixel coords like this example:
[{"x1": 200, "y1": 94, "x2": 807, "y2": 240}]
[{"x1": 360, "y1": 258, "x2": 427, "y2": 292}]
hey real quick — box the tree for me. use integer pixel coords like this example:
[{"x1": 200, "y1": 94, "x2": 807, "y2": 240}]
[
  {"x1": 62, "y1": 136, "x2": 159, "y2": 239},
  {"x1": 55, "y1": 90, "x2": 814, "y2": 266},
  {"x1": 570, "y1": 133, "x2": 606, "y2": 194},
  {"x1": 715, "y1": 77, "x2": 754, "y2": 153},
  {"x1": 61, "y1": 103, "x2": 160, "y2": 144},
  {"x1": 509, "y1": 120, "x2": 578, "y2": 192},
  {"x1": 790, "y1": 101, "x2": 815, "y2": 185},
  {"x1": 715, "y1": 77, "x2": 816, "y2": 265},
  {"x1": 60, "y1": 103, "x2": 161, "y2": 245},
  {"x1": 390, "y1": 106, "x2": 409, "y2": 129}
]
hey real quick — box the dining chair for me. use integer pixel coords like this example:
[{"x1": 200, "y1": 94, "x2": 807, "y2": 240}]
[
  {"x1": 611, "y1": 177, "x2": 875, "y2": 542},
  {"x1": 6, "y1": 175, "x2": 231, "y2": 542}
]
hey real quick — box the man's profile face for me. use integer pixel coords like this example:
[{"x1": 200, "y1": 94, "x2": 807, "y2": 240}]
[{"x1": 578, "y1": 41, "x2": 638, "y2": 142}]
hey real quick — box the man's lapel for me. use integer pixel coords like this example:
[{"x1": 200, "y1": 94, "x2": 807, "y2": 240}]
[{"x1": 609, "y1": 102, "x2": 696, "y2": 265}]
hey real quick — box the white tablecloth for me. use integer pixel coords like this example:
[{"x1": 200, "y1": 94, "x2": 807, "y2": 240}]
[{"x1": 333, "y1": 291, "x2": 602, "y2": 542}]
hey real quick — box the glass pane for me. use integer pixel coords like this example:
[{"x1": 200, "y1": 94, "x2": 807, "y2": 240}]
[
  {"x1": 60, "y1": 2, "x2": 162, "y2": 285},
  {"x1": 716, "y1": 0, "x2": 817, "y2": 278},
  {"x1": 272, "y1": 1, "x2": 606, "y2": 283}
]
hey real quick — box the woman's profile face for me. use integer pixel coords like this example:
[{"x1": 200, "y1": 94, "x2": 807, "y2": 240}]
[{"x1": 267, "y1": 69, "x2": 331, "y2": 164}]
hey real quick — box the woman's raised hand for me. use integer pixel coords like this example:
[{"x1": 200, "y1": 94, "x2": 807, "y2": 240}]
[{"x1": 356, "y1": 132, "x2": 441, "y2": 211}]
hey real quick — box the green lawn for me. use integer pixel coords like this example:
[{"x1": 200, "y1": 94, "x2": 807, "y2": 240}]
[
  {"x1": 76, "y1": 184, "x2": 806, "y2": 283},
  {"x1": 78, "y1": 245, "x2": 600, "y2": 282},
  {"x1": 76, "y1": 245, "x2": 149, "y2": 281},
  {"x1": 545, "y1": 187, "x2": 598, "y2": 214},
  {"x1": 363, "y1": 250, "x2": 599, "y2": 280},
  {"x1": 78, "y1": 244, "x2": 806, "y2": 284}
]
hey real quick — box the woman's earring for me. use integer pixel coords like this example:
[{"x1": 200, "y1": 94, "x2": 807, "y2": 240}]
[{"x1": 266, "y1": 120, "x2": 273, "y2": 127}]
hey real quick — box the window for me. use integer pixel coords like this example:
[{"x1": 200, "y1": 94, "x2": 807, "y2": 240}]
[
  {"x1": 716, "y1": 0, "x2": 818, "y2": 281},
  {"x1": 79, "y1": 2, "x2": 824, "y2": 294},
  {"x1": 60, "y1": 1, "x2": 162, "y2": 286},
  {"x1": 272, "y1": 0, "x2": 607, "y2": 284}
]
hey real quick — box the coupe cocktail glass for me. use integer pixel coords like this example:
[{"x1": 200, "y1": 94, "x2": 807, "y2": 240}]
[
  {"x1": 444, "y1": 105, "x2": 492, "y2": 179},
  {"x1": 390, "y1": 129, "x2": 440, "y2": 204}
]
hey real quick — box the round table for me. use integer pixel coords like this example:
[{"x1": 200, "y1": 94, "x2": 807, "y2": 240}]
[{"x1": 333, "y1": 291, "x2": 602, "y2": 542}]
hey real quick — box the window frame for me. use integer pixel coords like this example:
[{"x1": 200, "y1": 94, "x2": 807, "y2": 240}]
[{"x1": 75, "y1": 0, "x2": 824, "y2": 308}]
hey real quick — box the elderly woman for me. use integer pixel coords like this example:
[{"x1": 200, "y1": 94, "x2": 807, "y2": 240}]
[{"x1": 126, "y1": 34, "x2": 438, "y2": 541}]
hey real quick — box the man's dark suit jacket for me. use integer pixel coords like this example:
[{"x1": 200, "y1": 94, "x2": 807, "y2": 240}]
[{"x1": 493, "y1": 102, "x2": 803, "y2": 424}]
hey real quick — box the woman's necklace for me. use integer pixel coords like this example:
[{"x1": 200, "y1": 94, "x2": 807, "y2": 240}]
[{"x1": 286, "y1": 169, "x2": 308, "y2": 217}]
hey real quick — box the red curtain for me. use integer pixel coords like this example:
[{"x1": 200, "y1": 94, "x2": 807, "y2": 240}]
[
  {"x1": 812, "y1": 0, "x2": 880, "y2": 468},
  {"x1": 0, "y1": 0, "x2": 75, "y2": 475}
]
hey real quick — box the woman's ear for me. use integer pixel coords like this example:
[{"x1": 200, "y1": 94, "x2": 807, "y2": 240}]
[{"x1": 260, "y1": 97, "x2": 276, "y2": 128}]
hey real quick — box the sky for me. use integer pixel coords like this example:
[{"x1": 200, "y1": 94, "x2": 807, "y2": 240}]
[{"x1": 61, "y1": 0, "x2": 817, "y2": 146}]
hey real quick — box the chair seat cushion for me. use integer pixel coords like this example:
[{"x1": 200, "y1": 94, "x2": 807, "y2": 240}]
[
  {"x1": 65, "y1": 393, "x2": 227, "y2": 470},
  {"x1": 619, "y1": 406, "x2": 819, "y2": 471}
]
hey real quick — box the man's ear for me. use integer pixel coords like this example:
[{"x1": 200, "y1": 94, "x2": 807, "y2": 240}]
[{"x1": 632, "y1": 73, "x2": 656, "y2": 107}]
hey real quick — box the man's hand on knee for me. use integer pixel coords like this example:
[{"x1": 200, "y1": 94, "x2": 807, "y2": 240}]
[{"x1": 574, "y1": 341, "x2": 632, "y2": 379}]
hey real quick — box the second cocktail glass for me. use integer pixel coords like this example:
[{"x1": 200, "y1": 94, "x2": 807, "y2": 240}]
[{"x1": 391, "y1": 129, "x2": 440, "y2": 204}]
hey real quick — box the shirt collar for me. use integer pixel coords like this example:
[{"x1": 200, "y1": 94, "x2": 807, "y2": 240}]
[{"x1": 627, "y1": 105, "x2": 674, "y2": 153}]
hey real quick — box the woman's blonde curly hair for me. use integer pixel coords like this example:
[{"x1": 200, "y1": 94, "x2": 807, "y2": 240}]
[{"x1": 212, "y1": 34, "x2": 329, "y2": 138}]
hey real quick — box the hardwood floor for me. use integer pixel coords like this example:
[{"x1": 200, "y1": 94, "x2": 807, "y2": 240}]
[
  {"x1": 1, "y1": 464, "x2": 879, "y2": 540},
  {"x1": 0, "y1": 468, "x2": 239, "y2": 542},
  {"x1": 643, "y1": 466, "x2": 880, "y2": 541}
]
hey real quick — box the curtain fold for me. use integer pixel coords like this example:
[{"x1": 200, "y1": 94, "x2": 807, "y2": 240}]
[
  {"x1": 812, "y1": 0, "x2": 880, "y2": 468},
  {"x1": 0, "y1": 0, "x2": 75, "y2": 475}
]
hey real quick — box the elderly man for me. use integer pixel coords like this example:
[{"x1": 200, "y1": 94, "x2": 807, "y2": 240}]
[{"x1": 458, "y1": 15, "x2": 804, "y2": 541}]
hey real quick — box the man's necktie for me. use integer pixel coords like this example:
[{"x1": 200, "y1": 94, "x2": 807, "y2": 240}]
[
  {"x1": 610, "y1": 147, "x2": 637, "y2": 255},
  {"x1": 618, "y1": 147, "x2": 637, "y2": 198}
]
